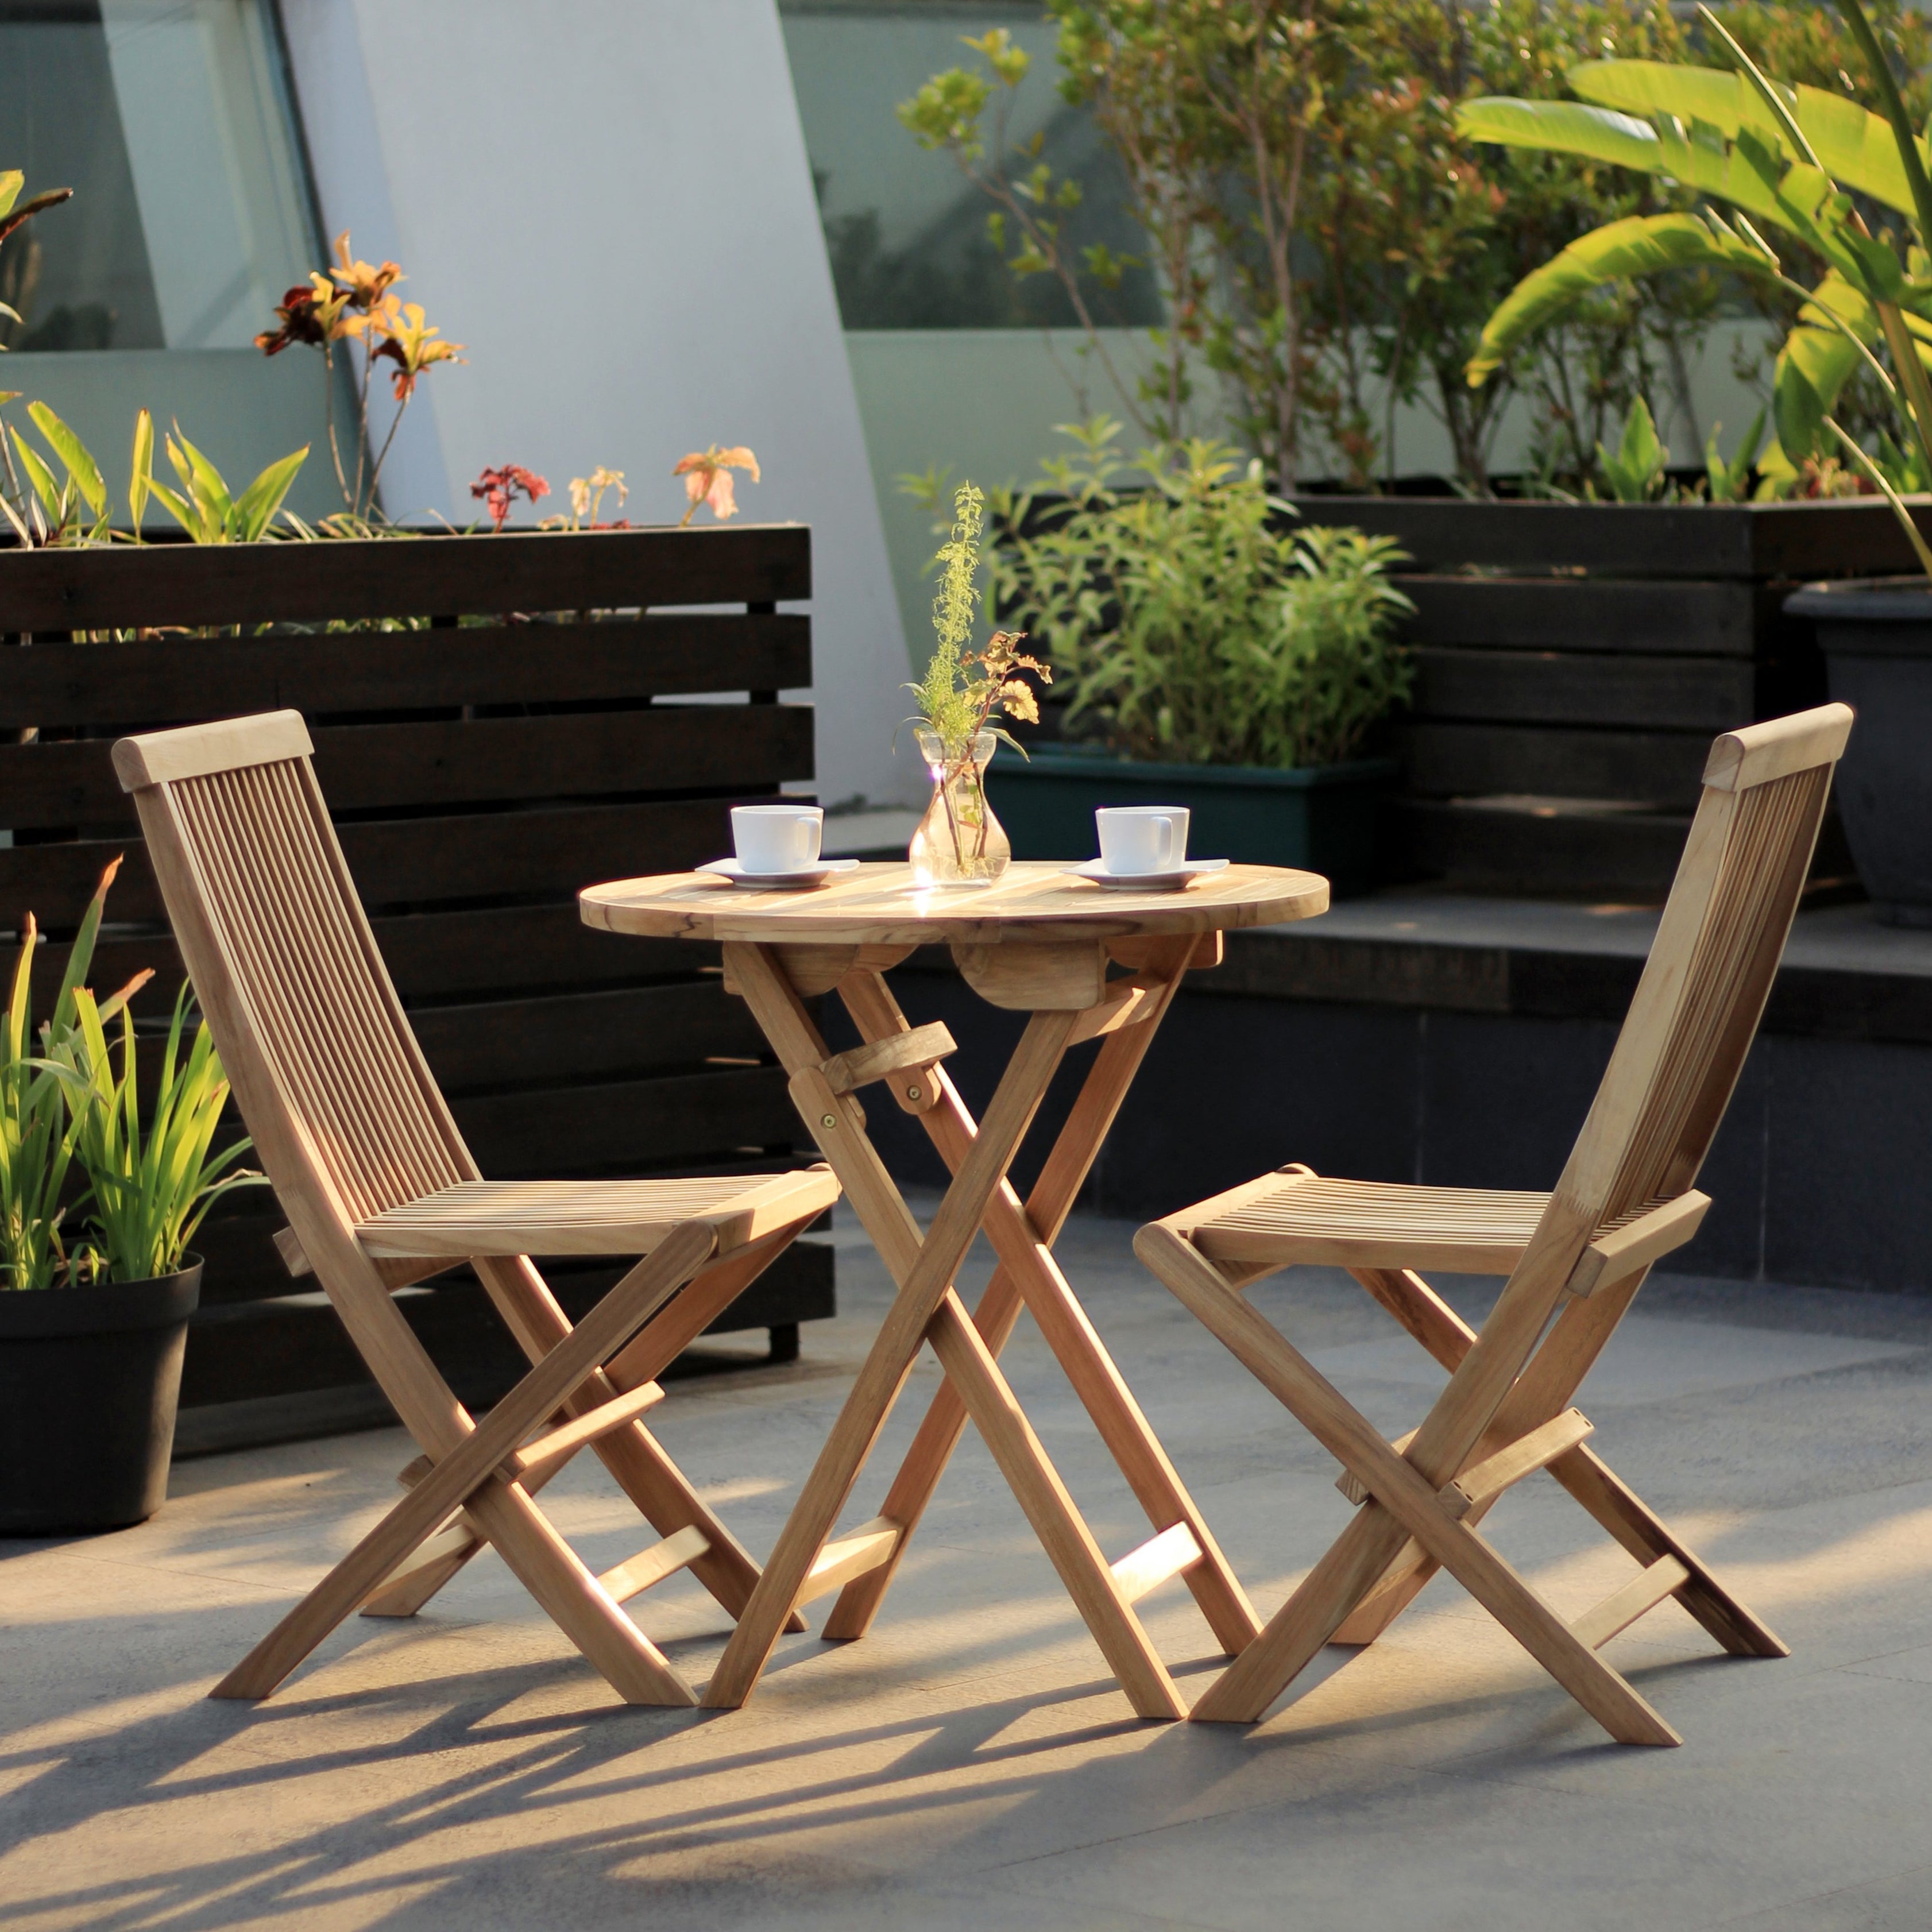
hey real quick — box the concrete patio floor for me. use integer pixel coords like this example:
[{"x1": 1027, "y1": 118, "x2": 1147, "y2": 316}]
[{"x1": 5, "y1": 1200, "x2": 1932, "y2": 1931}]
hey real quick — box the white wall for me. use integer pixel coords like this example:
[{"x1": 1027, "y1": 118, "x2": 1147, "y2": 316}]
[{"x1": 279, "y1": 0, "x2": 915, "y2": 810}]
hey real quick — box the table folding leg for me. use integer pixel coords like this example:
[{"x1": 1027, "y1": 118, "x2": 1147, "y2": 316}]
[
  {"x1": 821, "y1": 957, "x2": 1260, "y2": 1656},
  {"x1": 702, "y1": 937, "x2": 1251, "y2": 1717}
]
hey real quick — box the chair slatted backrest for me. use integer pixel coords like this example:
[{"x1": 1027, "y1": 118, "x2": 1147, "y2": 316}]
[
  {"x1": 1555, "y1": 705, "x2": 1851, "y2": 1236},
  {"x1": 113, "y1": 712, "x2": 476, "y2": 1237},
  {"x1": 1597, "y1": 761, "x2": 1830, "y2": 1218},
  {"x1": 1408, "y1": 704, "x2": 1852, "y2": 1479}
]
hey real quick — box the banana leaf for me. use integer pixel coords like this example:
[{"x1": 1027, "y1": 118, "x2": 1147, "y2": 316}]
[
  {"x1": 1458, "y1": 99, "x2": 1873, "y2": 286},
  {"x1": 1567, "y1": 59, "x2": 1928, "y2": 219},
  {"x1": 1457, "y1": 96, "x2": 1790, "y2": 230},
  {"x1": 1468, "y1": 211, "x2": 1772, "y2": 385}
]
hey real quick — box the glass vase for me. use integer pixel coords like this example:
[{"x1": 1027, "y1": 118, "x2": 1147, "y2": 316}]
[{"x1": 908, "y1": 727, "x2": 1011, "y2": 888}]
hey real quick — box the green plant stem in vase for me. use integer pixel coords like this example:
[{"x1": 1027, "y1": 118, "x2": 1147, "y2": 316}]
[
  {"x1": 905, "y1": 479, "x2": 1048, "y2": 889},
  {"x1": 910, "y1": 725, "x2": 1011, "y2": 887}
]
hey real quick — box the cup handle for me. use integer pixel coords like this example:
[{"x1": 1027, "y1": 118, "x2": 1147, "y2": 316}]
[{"x1": 1153, "y1": 814, "x2": 1176, "y2": 870}]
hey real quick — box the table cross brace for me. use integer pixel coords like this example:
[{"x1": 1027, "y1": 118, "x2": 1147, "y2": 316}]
[
  {"x1": 821, "y1": 961, "x2": 1259, "y2": 1656},
  {"x1": 703, "y1": 937, "x2": 1246, "y2": 1717}
]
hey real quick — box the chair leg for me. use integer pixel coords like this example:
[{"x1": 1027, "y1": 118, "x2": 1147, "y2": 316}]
[
  {"x1": 451, "y1": 1483, "x2": 700, "y2": 1705},
  {"x1": 361, "y1": 1515, "x2": 485, "y2": 1618},
  {"x1": 476, "y1": 1246, "x2": 809, "y2": 1632},
  {"x1": 1550, "y1": 1446, "x2": 1788, "y2": 1658},
  {"x1": 1329, "y1": 1537, "x2": 1432, "y2": 1646},
  {"x1": 213, "y1": 1222, "x2": 717, "y2": 1702},
  {"x1": 1193, "y1": 1503, "x2": 1415, "y2": 1723},
  {"x1": 926, "y1": 1292, "x2": 1187, "y2": 1720},
  {"x1": 1338, "y1": 1266, "x2": 1784, "y2": 1661},
  {"x1": 1141, "y1": 1224, "x2": 1681, "y2": 1744}
]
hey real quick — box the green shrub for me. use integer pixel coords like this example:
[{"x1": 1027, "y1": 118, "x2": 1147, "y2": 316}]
[{"x1": 988, "y1": 420, "x2": 1413, "y2": 769}]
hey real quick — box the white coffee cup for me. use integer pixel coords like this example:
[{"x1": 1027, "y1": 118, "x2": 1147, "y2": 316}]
[
  {"x1": 1096, "y1": 804, "x2": 1189, "y2": 875},
  {"x1": 732, "y1": 804, "x2": 824, "y2": 873}
]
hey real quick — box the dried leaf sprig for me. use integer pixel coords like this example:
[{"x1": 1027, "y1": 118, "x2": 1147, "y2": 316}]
[{"x1": 675, "y1": 445, "x2": 760, "y2": 525}]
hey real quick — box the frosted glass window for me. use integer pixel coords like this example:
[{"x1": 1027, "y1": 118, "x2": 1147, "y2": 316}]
[
  {"x1": 779, "y1": 1, "x2": 1161, "y2": 331},
  {"x1": 0, "y1": 0, "x2": 312, "y2": 352}
]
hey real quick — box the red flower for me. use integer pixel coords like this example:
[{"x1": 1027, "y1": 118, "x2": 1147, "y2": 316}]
[
  {"x1": 470, "y1": 463, "x2": 550, "y2": 532},
  {"x1": 255, "y1": 284, "x2": 328, "y2": 356}
]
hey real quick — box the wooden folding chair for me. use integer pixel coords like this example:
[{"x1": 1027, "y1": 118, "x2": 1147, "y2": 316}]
[
  {"x1": 1137, "y1": 705, "x2": 1853, "y2": 1744},
  {"x1": 114, "y1": 710, "x2": 840, "y2": 1706}
]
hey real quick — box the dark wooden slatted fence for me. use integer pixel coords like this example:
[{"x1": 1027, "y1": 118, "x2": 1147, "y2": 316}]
[
  {"x1": 0, "y1": 523, "x2": 832, "y2": 1446},
  {"x1": 1286, "y1": 495, "x2": 1923, "y2": 897}
]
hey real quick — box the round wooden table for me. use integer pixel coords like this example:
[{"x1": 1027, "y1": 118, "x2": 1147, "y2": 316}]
[{"x1": 579, "y1": 858, "x2": 1328, "y2": 1715}]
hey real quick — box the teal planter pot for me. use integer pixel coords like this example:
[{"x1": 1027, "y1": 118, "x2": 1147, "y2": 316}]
[{"x1": 986, "y1": 747, "x2": 1397, "y2": 896}]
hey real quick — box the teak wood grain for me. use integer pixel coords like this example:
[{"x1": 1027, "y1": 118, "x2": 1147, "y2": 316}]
[
  {"x1": 581, "y1": 859, "x2": 1327, "y2": 948},
  {"x1": 579, "y1": 864, "x2": 1320, "y2": 1716},
  {"x1": 1137, "y1": 704, "x2": 1849, "y2": 1742},
  {"x1": 114, "y1": 710, "x2": 838, "y2": 1705}
]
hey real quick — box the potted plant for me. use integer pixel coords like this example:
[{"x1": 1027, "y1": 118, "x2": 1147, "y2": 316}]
[
  {"x1": 973, "y1": 423, "x2": 1412, "y2": 893},
  {"x1": 0, "y1": 862, "x2": 263, "y2": 1534},
  {"x1": 1455, "y1": 0, "x2": 1932, "y2": 916}
]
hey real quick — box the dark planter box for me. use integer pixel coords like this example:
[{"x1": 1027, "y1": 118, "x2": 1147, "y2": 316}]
[
  {"x1": 987, "y1": 745, "x2": 1396, "y2": 897},
  {"x1": 0, "y1": 524, "x2": 833, "y2": 1447},
  {"x1": 0, "y1": 1262, "x2": 200, "y2": 1533},
  {"x1": 1786, "y1": 577, "x2": 1932, "y2": 926},
  {"x1": 1285, "y1": 495, "x2": 1931, "y2": 898}
]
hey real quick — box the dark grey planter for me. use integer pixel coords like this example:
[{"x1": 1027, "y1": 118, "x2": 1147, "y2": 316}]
[
  {"x1": 986, "y1": 745, "x2": 1397, "y2": 897},
  {"x1": 0, "y1": 1259, "x2": 202, "y2": 1534},
  {"x1": 1785, "y1": 578, "x2": 1931, "y2": 926}
]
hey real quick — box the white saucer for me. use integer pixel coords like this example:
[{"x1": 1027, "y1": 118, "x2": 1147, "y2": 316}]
[
  {"x1": 1064, "y1": 857, "x2": 1230, "y2": 892},
  {"x1": 698, "y1": 857, "x2": 862, "y2": 890}
]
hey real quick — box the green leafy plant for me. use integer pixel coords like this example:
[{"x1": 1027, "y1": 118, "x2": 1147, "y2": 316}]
[
  {"x1": 0, "y1": 399, "x2": 307, "y2": 549},
  {"x1": 1459, "y1": 0, "x2": 1932, "y2": 565},
  {"x1": 989, "y1": 418, "x2": 1413, "y2": 769},
  {"x1": 133, "y1": 410, "x2": 308, "y2": 545},
  {"x1": 0, "y1": 397, "x2": 108, "y2": 545},
  {"x1": 899, "y1": 29, "x2": 1162, "y2": 433},
  {"x1": 1595, "y1": 394, "x2": 1671, "y2": 500},
  {"x1": 48, "y1": 980, "x2": 264, "y2": 1284},
  {"x1": 0, "y1": 168, "x2": 73, "y2": 351},
  {"x1": 901, "y1": 1, "x2": 1722, "y2": 492},
  {"x1": 1706, "y1": 407, "x2": 1770, "y2": 500},
  {"x1": 908, "y1": 478, "x2": 1050, "y2": 762},
  {"x1": 0, "y1": 861, "x2": 150, "y2": 1292},
  {"x1": 903, "y1": 479, "x2": 1050, "y2": 880}
]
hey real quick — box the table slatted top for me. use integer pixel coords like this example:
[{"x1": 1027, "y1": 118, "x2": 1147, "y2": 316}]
[{"x1": 579, "y1": 860, "x2": 1328, "y2": 946}]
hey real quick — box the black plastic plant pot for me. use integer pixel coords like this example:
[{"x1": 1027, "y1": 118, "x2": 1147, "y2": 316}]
[
  {"x1": 1785, "y1": 578, "x2": 1932, "y2": 926},
  {"x1": 0, "y1": 1258, "x2": 202, "y2": 1535}
]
